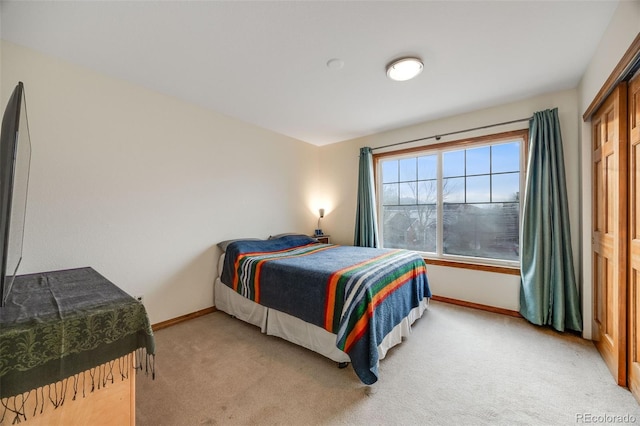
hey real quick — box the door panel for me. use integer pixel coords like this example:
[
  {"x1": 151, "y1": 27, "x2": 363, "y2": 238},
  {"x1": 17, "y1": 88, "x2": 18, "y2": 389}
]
[
  {"x1": 628, "y1": 73, "x2": 640, "y2": 401},
  {"x1": 593, "y1": 82, "x2": 627, "y2": 386}
]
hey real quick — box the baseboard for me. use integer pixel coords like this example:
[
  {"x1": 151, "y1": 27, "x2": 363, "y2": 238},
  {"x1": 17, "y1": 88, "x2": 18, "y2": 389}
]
[
  {"x1": 151, "y1": 297, "x2": 520, "y2": 331},
  {"x1": 152, "y1": 306, "x2": 217, "y2": 331},
  {"x1": 430, "y1": 295, "x2": 522, "y2": 318}
]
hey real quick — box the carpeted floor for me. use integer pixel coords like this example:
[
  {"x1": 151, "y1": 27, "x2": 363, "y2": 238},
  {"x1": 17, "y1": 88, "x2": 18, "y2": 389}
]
[{"x1": 136, "y1": 301, "x2": 640, "y2": 425}]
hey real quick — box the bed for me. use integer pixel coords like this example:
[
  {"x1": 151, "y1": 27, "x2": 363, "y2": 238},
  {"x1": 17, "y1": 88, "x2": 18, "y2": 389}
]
[{"x1": 214, "y1": 234, "x2": 431, "y2": 384}]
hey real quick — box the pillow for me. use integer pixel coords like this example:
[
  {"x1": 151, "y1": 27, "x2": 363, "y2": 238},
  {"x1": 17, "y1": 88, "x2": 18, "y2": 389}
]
[
  {"x1": 217, "y1": 238, "x2": 261, "y2": 252},
  {"x1": 268, "y1": 233, "x2": 311, "y2": 240}
]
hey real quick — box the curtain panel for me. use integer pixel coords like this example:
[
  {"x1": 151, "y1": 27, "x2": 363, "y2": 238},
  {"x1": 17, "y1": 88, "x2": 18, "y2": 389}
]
[
  {"x1": 520, "y1": 108, "x2": 582, "y2": 332},
  {"x1": 354, "y1": 147, "x2": 379, "y2": 247}
]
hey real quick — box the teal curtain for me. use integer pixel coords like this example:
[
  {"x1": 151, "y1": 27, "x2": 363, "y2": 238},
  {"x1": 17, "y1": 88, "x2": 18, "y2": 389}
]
[
  {"x1": 520, "y1": 108, "x2": 582, "y2": 332},
  {"x1": 354, "y1": 147, "x2": 379, "y2": 247}
]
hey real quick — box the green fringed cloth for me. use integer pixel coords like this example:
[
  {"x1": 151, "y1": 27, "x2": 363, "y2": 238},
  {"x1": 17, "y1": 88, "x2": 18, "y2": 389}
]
[{"x1": 0, "y1": 267, "x2": 155, "y2": 422}]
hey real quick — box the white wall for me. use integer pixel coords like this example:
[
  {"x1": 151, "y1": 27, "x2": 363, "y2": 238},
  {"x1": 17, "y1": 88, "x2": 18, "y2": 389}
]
[
  {"x1": 319, "y1": 89, "x2": 580, "y2": 312},
  {"x1": 1, "y1": 41, "x2": 321, "y2": 324},
  {"x1": 578, "y1": 0, "x2": 640, "y2": 339}
]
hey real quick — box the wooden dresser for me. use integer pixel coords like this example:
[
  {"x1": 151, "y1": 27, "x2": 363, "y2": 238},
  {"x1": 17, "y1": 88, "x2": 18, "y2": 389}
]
[{"x1": 0, "y1": 268, "x2": 154, "y2": 425}]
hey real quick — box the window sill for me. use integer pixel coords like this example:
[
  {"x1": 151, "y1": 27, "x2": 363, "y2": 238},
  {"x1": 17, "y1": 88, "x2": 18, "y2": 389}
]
[{"x1": 422, "y1": 257, "x2": 520, "y2": 276}]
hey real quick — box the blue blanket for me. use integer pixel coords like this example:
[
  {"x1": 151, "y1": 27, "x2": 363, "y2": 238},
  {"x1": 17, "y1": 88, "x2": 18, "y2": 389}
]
[{"x1": 221, "y1": 235, "x2": 431, "y2": 384}]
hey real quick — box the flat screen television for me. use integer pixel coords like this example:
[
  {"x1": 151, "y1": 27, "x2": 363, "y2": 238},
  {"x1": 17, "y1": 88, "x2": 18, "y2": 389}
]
[{"x1": 0, "y1": 82, "x2": 31, "y2": 307}]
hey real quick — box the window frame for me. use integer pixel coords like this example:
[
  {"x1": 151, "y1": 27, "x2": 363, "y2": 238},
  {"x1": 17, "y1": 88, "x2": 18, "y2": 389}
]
[{"x1": 373, "y1": 129, "x2": 528, "y2": 273}]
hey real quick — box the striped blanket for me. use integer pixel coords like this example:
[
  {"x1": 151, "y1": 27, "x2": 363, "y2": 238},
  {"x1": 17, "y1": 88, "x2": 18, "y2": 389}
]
[{"x1": 221, "y1": 235, "x2": 431, "y2": 384}]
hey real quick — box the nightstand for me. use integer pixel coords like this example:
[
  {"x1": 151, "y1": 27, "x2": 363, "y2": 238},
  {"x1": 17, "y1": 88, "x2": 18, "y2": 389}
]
[{"x1": 314, "y1": 235, "x2": 330, "y2": 244}]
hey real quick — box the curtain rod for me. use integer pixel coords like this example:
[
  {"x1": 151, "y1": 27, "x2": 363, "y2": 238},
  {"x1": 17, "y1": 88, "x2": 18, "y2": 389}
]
[{"x1": 371, "y1": 116, "x2": 532, "y2": 151}]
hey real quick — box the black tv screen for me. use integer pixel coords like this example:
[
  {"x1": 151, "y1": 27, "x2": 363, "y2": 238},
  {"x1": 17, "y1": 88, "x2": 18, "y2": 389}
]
[{"x1": 0, "y1": 82, "x2": 31, "y2": 306}]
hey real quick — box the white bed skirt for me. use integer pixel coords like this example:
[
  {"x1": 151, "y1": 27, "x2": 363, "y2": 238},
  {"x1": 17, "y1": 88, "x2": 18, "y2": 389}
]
[{"x1": 214, "y1": 277, "x2": 429, "y2": 364}]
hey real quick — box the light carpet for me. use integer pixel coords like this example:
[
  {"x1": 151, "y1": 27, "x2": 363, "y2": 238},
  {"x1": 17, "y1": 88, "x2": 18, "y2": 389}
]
[{"x1": 136, "y1": 301, "x2": 640, "y2": 425}]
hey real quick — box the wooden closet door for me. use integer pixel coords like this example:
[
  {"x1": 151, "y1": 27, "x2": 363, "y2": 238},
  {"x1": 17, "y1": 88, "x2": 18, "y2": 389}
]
[
  {"x1": 593, "y1": 82, "x2": 628, "y2": 386},
  {"x1": 628, "y1": 73, "x2": 640, "y2": 400}
]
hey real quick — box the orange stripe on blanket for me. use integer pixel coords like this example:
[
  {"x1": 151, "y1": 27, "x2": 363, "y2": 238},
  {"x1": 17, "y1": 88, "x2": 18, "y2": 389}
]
[
  {"x1": 342, "y1": 266, "x2": 426, "y2": 353},
  {"x1": 323, "y1": 250, "x2": 402, "y2": 331},
  {"x1": 254, "y1": 261, "x2": 263, "y2": 302}
]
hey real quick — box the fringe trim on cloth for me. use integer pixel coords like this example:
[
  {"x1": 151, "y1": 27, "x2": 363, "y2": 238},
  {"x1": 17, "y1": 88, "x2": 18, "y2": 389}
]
[{"x1": 0, "y1": 350, "x2": 155, "y2": 424}]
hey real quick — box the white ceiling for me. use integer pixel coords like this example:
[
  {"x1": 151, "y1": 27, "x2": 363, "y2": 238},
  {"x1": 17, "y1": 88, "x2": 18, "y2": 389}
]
[{"x1": 0, "y1": 1, "x2": 619, "y2": 146}]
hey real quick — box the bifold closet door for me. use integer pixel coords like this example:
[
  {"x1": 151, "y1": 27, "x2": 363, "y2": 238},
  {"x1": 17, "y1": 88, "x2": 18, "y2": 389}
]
[
  {"x1": 628, "y1": 72, "x2": 640, "y2": 401},
  {"x1": 592, "y1": 82, "x2": 628, "y2": 386}
]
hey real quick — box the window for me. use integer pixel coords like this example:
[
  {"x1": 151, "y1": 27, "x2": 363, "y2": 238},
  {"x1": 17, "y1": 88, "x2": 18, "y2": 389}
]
[{"x1": 375, "y1": 130, "x2": 526, "y2": 266}]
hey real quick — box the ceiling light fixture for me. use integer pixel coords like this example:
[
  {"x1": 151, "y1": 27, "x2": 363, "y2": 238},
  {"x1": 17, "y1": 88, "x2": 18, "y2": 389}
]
[{"x1": 386, "y1": 57, "x2": 423, "y2": 81}]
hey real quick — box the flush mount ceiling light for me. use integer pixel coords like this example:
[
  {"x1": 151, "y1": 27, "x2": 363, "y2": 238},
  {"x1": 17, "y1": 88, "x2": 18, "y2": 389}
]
[{"x1": 386, "y1": 57, "x2": 423, "y2": 81}]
